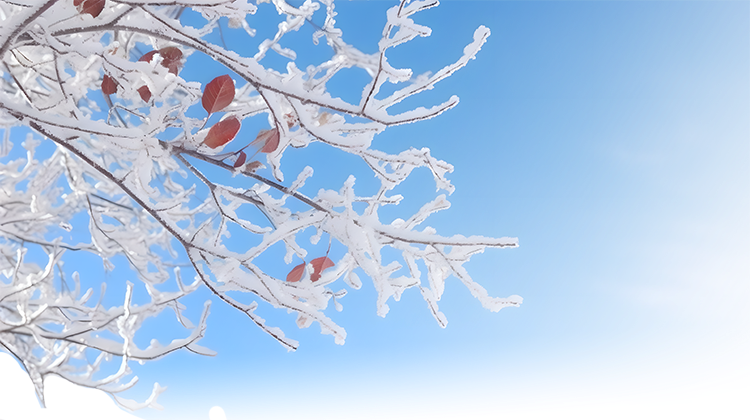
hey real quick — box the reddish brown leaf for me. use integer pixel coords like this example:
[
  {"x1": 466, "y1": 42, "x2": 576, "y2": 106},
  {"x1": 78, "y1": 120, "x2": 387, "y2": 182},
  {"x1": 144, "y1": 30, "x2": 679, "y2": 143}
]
[
  {"x1": 260, "y1": 129, "x2": 280, "y2": 153},
  {"x1": 251, "y1": 128, "x2": 280, "y2": 154},
  {"x1": 245, "y1": 161, "x2": 262, "y2": 172},
  {"x1": 77, "y1": 0, "x2": 105, "y2": 17},
  {"x1": 202, "y1": 75, "x2": 235, "y2": 114},
  {"x1": 138, "y1": 47, "x2": 183, "y2": 75},
  {"x1": 204, "y1": 116, "x2": 241, "y2": 149},
  {"x1": 159, "y1": 47, "x2": 183, "y2": 74},
  {"x1": 137, "y1": 85, "x2": 151, "y2": 102},
  {"x1": 310, "y1": 257, "x2": 335, "y2": 282},
  {"x1": 101, "y1": 74, "x2": 117, "y2": 95},
  {"x1": 286, "y1": 257, "x2": 333, "y2": 282},
  {"x1": 138, "y1": 50, "x2": 157, "y2": 63},
  {"x1": 158, "y1": 47, "x2": 183, "y2": 63},
  {"x1": 286, "y1": 263, "x2": 306, "y2": 283},
  {"x1": 233, "y1": 151, "x2": 247, "y2": 168}
]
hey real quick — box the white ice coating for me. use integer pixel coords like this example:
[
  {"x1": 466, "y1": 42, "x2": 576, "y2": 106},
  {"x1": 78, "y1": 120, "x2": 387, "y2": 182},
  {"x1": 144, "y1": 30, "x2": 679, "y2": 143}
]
[{"x1": 0, "y1": 0, "x2": 520, "y2": 411}]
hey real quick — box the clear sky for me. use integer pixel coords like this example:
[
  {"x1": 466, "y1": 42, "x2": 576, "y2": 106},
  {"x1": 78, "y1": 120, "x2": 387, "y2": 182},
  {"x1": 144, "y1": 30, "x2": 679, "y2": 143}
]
[{"x1": 1, "y1": 1, "x2": 749, "y2": 419}]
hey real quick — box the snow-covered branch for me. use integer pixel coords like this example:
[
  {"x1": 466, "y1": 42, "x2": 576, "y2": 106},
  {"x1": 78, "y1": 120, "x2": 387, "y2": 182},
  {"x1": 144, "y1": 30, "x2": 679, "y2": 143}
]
[{"x1": 0, "y1": 0, "x2": 521, "y2": 410}]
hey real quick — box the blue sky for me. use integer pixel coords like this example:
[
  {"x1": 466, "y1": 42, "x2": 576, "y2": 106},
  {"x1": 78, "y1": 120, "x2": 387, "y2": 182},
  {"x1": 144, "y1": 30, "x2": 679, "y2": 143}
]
[{"x1": 2, "y1": 1, "x2": 749, "y2": 419}]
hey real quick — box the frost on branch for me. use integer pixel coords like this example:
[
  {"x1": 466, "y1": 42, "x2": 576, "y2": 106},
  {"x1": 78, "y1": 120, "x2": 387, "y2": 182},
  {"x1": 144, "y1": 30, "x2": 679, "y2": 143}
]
[
  {"x1": 0, "y1": 137, "x2": 214, "y2": 407},
  {"x1": 0, "y1": 0, "x2": 521, "y2": 409}
]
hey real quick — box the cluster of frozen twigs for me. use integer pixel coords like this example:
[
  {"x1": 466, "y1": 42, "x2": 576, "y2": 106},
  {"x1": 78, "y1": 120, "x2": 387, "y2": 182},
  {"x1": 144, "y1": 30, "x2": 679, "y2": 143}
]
[{"x1": 0, "y1": 0, "x2": 521, "y2": 409}]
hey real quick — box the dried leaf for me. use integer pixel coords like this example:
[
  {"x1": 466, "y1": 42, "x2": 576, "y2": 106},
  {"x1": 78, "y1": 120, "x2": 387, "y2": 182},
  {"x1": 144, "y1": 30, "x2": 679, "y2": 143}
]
[
  {"x1": 317, "y1": 112, "x2": 331, "y2": 126},
  {"x1": 137, "y1": 86, "x2": 151, "y2": 102},
  {"x1": 310, "y1": 257, "x2": 335, "y2": 282},
  {"x1": 251, "y1": 128, "x2": 280, "y2": 153},
  {"x1": 138, "y1": 47, "x2": 183, "y2": 75},
  {"x1": 286, "y1": 263, "x2": 306, "y2": 283},
  {"x1": 245, "y1": 161, "x2": 262, "y2": 172},
  {"x1": 204, "y1": 116, "x2": 241, "y2": 149},
  {"x1": 233, "y1": 151, "x2": 247, "y2": 168},
  {"x1": 284, "y1": 113, "x2": 297, "y2": 129},
  {"x1": 76, "y1": 0, "x2": 105, "y2": 17},
  {"x1": 202, "y1": 75, "x2": 235, "y2": 114},
  {"x1": 286, "y1": 257, "x2": 335, "y2": 283},
  {"x1": 138, "y1": 50, "x2": 157, "y2": 63},
  {"x1": 158, "y1": 47, "x2": 183, "y2": 62},
  {"x1": 101, "y1": 74, "x2": 117, "y2": 95}
]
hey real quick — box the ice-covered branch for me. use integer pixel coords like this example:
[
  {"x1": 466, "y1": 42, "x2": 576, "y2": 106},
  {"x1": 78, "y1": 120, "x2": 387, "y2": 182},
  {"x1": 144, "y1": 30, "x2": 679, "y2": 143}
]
[{"x1": 0, "y1": 0, "x2": 521, "y2": 410}]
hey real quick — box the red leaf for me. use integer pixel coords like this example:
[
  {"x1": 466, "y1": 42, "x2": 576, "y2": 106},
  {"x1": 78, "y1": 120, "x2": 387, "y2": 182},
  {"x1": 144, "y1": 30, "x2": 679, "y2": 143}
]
[
  {"x1": 202, "y1": 75, "x2": 235, "y2": 114},
  {"x1": 138, "y1": 50, "x2": 157, "y2": 63},
  {"x1": 159, "y1": 47, "x2": 183, "y2": 74},
  {"x1": 137, "y1": 85, "x2": 151, "y2": 102},
  {"x1": 310, "y1": 257, "x2": 335, "y2": 282},
  {"x1": 286, "y1": 263, "x2": 306, "y2": 283},
  {"x1": 158, "y1": 47, "x2": 183, "y2": 63},
  {"x1": 285, "y1": 257, "x2": 334, "y2": 282},
  {"x1": 251, "y1": 128, "x2": 280, "y2": 154},
  {"x1": 233, "y1": 151, "x2": 247, "y2": 168},
  {"x1": 77, "y1": 0, "x2": 105, "y2": 17},
  {"x1": 138, "y1": 47, "x2": 183, "y2": 75},
  {"x1": 101, "y1": 74, "x2": 117, "y2": 95},
  {"x1": 203, "y1": 116, "x2": 241, "y2": 149}
]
